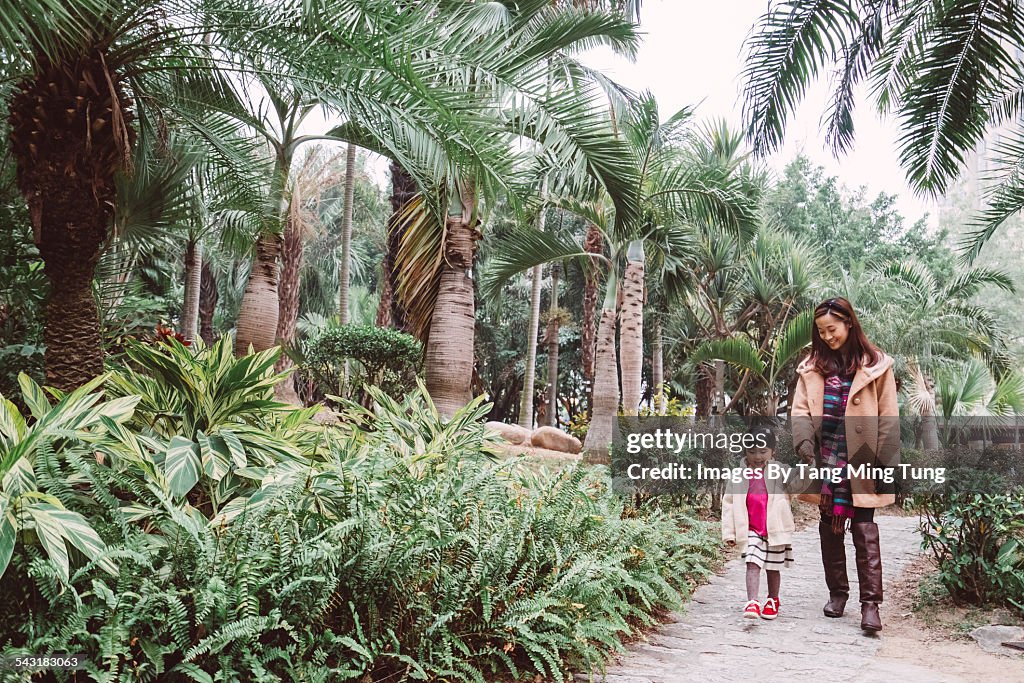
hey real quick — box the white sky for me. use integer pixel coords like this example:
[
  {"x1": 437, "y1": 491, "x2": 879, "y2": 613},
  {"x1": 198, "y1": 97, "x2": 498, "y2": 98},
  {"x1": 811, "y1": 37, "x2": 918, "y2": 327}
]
[{"x1": 579, "y1": 0, "x2": 939, "y2": 228}]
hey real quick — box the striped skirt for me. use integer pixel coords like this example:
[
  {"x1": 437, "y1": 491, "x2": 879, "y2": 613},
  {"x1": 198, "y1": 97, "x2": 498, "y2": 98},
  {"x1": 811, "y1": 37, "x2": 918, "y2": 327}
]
[{"x1": 741, "y1": 530, "x2": 794, "y2": 569}]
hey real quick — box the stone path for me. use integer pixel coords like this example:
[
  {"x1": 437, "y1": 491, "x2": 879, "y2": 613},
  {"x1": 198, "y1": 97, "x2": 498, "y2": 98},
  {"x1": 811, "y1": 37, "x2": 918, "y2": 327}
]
[{"x1": 575, "y1": 514, "x2": 1024, "y2": 683}]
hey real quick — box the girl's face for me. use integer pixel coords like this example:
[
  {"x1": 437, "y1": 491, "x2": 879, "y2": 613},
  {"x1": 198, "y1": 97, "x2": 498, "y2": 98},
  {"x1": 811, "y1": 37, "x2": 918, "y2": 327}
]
[
  {"x1": 746, "y1": 446, "x2": 773, "y2": 468},
  {"x1": 815, "y1": 312, "x2": 851, "y2": 351}
]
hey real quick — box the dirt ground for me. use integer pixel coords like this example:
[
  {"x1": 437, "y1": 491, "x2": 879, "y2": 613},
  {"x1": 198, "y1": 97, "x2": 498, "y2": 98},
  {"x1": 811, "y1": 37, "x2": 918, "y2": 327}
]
[{"x1": 876, "y1": 552, "x2": 1024, "y2": 676}]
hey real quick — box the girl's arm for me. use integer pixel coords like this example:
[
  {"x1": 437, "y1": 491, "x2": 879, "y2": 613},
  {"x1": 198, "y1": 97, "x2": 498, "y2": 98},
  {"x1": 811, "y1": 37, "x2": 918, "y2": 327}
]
[{"x1": 721, "y1": 489, "x2": 736, "y2": 543}]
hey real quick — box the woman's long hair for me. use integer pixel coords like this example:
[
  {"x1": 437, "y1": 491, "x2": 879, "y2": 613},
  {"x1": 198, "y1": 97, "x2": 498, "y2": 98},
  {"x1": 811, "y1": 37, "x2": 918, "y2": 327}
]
[{"x1": 808, "y1": 297, "x2": 882, "y2": 376}]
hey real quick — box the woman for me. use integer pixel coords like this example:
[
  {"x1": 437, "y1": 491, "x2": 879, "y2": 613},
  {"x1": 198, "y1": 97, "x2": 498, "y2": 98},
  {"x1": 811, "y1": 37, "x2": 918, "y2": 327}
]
[{"x1": 790, "y1": 297, "x2": 900, "y2": 633}]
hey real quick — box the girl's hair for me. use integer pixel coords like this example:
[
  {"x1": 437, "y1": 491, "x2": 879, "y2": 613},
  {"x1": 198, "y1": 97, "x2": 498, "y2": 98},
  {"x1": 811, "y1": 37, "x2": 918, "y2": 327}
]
[
  {"x1": 745, "y1": 426, "x2": 776, "y2": 450},
  {"x1": 808, "y1": 296, "x2": 882, "y2": 376}
]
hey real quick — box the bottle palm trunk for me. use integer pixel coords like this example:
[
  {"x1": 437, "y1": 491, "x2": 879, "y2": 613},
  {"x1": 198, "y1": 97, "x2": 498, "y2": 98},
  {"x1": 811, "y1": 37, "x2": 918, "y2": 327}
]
[
  {"x1": 619, "y1": 240, "x2": 644, "y2": 415},
  {"x1": 424, "y1": 184, "x2": 479, "y2": 418},
  {"x1": 235, "y1": 232, "x2": 282, "y2": 354},
  {"x1": 236, "y1": 150, "x2": 290, "y2": 356}
]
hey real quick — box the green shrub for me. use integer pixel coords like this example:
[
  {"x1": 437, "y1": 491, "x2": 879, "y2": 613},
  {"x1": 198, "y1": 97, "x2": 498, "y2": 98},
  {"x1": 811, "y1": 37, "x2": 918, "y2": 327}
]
[
  {"x1": 300, "y1": 324, "x2": 421, "y2": 404},
  {"x1": 919, "y1": 489, "x2": 1024, "y2": 610}
]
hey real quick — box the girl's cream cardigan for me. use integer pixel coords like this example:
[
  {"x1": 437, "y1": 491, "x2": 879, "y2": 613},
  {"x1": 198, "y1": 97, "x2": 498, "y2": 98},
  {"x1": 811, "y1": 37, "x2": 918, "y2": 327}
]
[{"x1": 721, "y1": 456, "x2": 797, "y2": 547}]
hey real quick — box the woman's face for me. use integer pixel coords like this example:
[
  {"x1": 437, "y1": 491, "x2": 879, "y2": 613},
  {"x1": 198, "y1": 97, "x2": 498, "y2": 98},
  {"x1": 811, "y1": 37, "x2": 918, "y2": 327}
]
[{"x1": 815, "y1": 312, "x2": 850, "y2": 351}]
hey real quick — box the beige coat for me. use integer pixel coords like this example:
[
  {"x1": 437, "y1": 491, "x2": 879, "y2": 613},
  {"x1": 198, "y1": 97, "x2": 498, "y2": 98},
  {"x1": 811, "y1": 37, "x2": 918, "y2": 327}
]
[
  {"x1": 790, "y1": 351, "x2": 900, "y2": 508},
  {"x1": 721, "y1": 457, "x2": 796, "y2": 547}
]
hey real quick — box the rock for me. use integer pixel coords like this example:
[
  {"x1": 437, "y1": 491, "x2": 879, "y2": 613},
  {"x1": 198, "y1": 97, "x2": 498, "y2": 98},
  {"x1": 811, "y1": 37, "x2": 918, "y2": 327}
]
[
  {"x1": 313, "y1": 407, "x2": 340, "y2": 425},
  {"x1": 485, "y1": 421, "x2": 532, "y2": 445},
  {"x1": 970, "y1": 625, "x2": 1024, "y2": 655},
  {"x1": 530, "y1": 426, "x2": 583, "y2": 454}
]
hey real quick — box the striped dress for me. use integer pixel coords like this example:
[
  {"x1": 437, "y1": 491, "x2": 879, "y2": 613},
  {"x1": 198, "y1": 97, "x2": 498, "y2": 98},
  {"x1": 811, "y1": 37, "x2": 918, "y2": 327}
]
[{"x1": 741, "y1": 473, "x2": 794, "y2": 569}]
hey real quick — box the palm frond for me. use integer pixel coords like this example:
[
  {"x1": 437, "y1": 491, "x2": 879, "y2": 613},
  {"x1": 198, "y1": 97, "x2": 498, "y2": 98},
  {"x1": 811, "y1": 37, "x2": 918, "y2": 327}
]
[
  {"x1": 774, "y1": 308, "x2": 814, "y2": 369},
  {"x1": 893, "y1": 0, "x2": 1024, "y2": 193},
  {"x1": 479, "y1": 227, "x2": 601, "y2": 302},
  {"x1": 742, "y1": 0, "x2": 858, "y2": 155},
  {"x1": 689, "y1": 338, "x2": 766, "y2": 376},
  {"x1": 392, "y1": 194, "x2": 446, "y2": 342}
]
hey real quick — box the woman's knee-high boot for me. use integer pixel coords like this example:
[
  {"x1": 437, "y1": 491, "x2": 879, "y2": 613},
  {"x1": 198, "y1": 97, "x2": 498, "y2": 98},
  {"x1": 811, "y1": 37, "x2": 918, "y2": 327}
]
[
  {"x1": 819, "y1": 520, "x2": 849, "y2": 617},
  {"x1": 852, "y1": 521, "x2": 883, "y2": 632}
]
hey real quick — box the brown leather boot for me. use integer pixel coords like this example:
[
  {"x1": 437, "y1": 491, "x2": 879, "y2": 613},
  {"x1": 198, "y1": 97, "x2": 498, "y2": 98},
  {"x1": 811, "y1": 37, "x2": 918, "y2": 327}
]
[
  {"x1": 819, "y1": 520, "x2": 849, "y2": 617},
  {"x1": 852, "y1": 520, "x2": 883, "y2": 632}
]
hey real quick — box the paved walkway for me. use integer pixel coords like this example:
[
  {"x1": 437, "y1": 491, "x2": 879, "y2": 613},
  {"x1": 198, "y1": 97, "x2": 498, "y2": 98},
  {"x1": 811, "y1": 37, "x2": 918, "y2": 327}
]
[{"x1": 575, "y1": 515, "x2": 1021, "y2": 683}]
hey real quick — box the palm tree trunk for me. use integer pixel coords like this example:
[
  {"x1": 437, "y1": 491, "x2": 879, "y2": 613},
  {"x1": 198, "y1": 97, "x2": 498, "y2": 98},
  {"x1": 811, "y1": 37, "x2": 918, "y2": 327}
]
[
  {"x1": 518, "y1": 178, "x2": 550, "y2": 429},
  {"x1": 181, "y1": 238, "x2": 202, "y2": 343},
  {"x1": 339, "y1": 143, "x2": 356, "y2": 324},
  {"x1": 236, "y1": 150, "x2": 290, "y2": 356},
  {"x1": 380, "y1": 159, "x2": 417, "y2": 331},
  {"x1": 714, "y1": 359, "x2": 726, "y2": 414},
  {"x1": 235, "y1": 232, "x2": 282, "y2": 354},
  {"x1": 913, "y1": 362, "x2": 940, "y2": 449},
  {"x1": 199, "y1": 259, "x2": 218, "y2": 345},
  {"x1": 9, "y1": 53, "x2": 135, "y2": 391},
  {"x1": 544, "y1": 263, "x2": 561, "y2": 427},
  {"x1": 424, "y1": 184, "x2": 479, "y2": 418},
  {"x1": 275, "y1": 212, "x2": 303, "y2": 370},
  {"x1": 583, "y1": 271, "x2": 618, "y2": 462},
  {"x1": 582, "y1": 223, "x2": 602, "y2": 410},
  {"x1": 619, "y1": 239, "x2": 644, "y2": 416},
  {"x1": 652, "y1": 317, "x2": 665, "y2": 414},
  {"x1": 695, "y1": 363, "x2": 714, "y2": 417},
  {"x1": 519, "y1": 264, "x2": 544, "y2": 429}
]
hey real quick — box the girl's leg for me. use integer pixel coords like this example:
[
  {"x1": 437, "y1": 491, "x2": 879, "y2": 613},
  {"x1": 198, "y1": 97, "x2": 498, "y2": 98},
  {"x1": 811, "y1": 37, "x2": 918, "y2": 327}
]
[
  {"x1": 746, "y1": 562, "x2": 761, "y2": 601},
  {"x1": 766, "y1": 569, "x2": 780, "y2": 599}
]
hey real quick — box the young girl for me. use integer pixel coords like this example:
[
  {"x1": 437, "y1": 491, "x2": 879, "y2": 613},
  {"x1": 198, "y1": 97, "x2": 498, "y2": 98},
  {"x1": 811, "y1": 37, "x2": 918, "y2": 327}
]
[{"x1": 721, "y1": 428, "x2": 795, "y2": 620}]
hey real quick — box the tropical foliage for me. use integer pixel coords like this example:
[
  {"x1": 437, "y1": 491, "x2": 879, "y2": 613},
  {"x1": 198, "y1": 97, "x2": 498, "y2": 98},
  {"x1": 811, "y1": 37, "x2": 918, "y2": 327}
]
[{"x1": 0, "y1": 351, "x2": 718, "y2": 682}]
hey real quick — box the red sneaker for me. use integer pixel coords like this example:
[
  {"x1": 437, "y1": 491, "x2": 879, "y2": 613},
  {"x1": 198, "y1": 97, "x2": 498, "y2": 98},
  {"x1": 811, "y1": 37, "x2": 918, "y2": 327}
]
[
  {"x1": 760, "y1": 597, "x2": 780, "y2": 620},
  {"x1": 743, "y1": 599, "x2": 761, "y2": 619}
]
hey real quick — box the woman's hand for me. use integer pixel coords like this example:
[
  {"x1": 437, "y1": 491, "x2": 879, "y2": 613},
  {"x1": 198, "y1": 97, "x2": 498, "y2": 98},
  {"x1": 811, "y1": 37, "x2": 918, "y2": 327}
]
[{"x1": 797, "y1": 440, "x2": 816, "y2": 463}]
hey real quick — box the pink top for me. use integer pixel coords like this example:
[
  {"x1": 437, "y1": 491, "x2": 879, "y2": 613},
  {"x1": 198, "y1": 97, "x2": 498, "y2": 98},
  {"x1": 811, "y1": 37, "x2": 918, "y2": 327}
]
[{"x1": 746, "y1": 471, "x2": 768, "y2": 537}]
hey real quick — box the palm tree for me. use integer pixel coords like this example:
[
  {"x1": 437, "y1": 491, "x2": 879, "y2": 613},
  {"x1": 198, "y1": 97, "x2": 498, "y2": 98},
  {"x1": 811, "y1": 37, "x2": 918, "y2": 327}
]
[
  {"x1": 2, "y1": 0, "x2": 461, "y2": 390},
  {"x1": 689, "y1": 308, "x2": 815, "y2": 416},
  {"x1": 742, "y1": 0, "x2": 1024, "y2": 260},
  {"x1": 519, "y1": 178, "x2": 549, "y2": 430},
  {"x1": 482, "y1": 100, "x2": 758, "y2": 454},
  {"x1": 933, "y1": 357, "x2": 1024, "y2": 446},
  {"x1": 866, "y1": 259, "x2": 1016, "y2": 447},
  {"x1": 390, "y1": 2, "x2": 644, "y2": 418}
]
